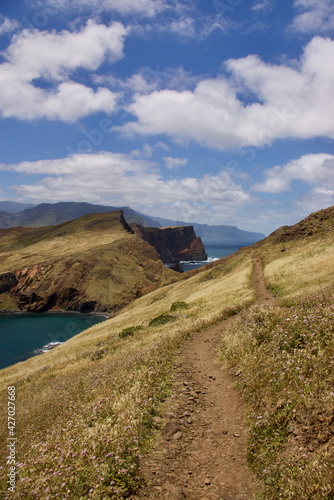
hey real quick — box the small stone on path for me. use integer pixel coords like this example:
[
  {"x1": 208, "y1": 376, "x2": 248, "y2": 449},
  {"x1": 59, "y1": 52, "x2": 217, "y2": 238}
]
[{"x1": 173, "y1": 431, "x2": 182, "y2": 440}]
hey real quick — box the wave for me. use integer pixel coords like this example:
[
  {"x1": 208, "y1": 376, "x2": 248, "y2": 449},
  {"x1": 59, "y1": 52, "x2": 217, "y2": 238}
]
[
  {"x1": 33, "y1": 341, "x2": 62, "y2": 355},
  {"x1": 179, "y1": 257, "x2": 219, "y2": 265}
]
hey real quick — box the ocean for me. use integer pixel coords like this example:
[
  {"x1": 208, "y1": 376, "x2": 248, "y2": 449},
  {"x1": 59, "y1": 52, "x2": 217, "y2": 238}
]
[
  {"x1": 177, "y1": 241, "x2": 258, "y2": 272},
  {"x1": 0, "y1": 312, "x2": 106, "y2": 370}
]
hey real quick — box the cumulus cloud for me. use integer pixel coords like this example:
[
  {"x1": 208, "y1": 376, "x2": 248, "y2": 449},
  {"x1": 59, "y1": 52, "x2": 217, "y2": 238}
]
[
  {"x1": 0, "y1": 21, "x2": 127, "y2": 121},
  {"x1": 0, "y1": 152, "x2": 249, "y2": 222},
  {"x1": 163, "y1": 157, "x2": 188, "y2": 169},
  {"x1": 253, "y1": 153, "x2": 334, "y2": 193},
  {"x1": 291, "y1": 0, "x2": 334, "y2": 34},
  {"x1": 119, "y1": 37, "x2": 334, "y2": 150}
]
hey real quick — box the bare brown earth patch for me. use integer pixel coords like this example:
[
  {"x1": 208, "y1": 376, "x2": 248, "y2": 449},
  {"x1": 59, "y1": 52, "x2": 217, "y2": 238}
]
[{"x1": 133, "y1": 258, "x2": 276, "y2": 499}]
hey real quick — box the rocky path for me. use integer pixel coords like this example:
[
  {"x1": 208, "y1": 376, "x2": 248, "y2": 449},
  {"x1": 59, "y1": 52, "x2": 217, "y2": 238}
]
[{"x1": 133, "y1": 257, "x2": 276, "y2": 500}]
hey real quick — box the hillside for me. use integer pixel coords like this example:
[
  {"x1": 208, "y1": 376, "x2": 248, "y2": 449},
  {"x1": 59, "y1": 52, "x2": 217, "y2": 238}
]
[
  {"x1": 0, "y1": 211, "x2": 179, "y2": 313},
  {"x1": 0, "y1": 206, "x2": 333, "y2": 498},
  {"x1": 0, "y1": 201, "x2": 265, "y2": 243}
]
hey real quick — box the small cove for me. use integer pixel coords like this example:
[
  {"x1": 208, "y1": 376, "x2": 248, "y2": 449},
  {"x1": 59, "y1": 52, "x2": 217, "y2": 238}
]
[{"x1": 0, "y1": 312, "x2": 106, "y2": 370}]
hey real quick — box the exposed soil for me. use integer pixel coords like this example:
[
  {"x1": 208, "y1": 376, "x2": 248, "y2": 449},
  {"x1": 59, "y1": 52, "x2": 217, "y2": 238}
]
[{"x1": 132, "y1": 258, "x2": 276, "y2": 500}]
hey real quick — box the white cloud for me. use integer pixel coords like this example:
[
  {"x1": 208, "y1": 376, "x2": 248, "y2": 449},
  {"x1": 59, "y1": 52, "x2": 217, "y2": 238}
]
[
  {"x1": 295, "y1": 186, "x2": 334, "y2": 214},
  {"x1": 169, "y1": 17, "x2": 195, "y2": 37},
  {"x1": 119, "y1": 37, "x2": 334, "y2": 150},
  {"x1": 163, "y1": 157, "x2": 188, "y2": 169},
  {"x1": 291, "y1": 0, "x2": 334, "y2": 34},
  {"x1": 42, "y1": 0, "x2": 235, "y2": 40},
  {"x1": 0, "y1": 21, "x2": 127, "y2": 121},
  {"x1": 131, "y1": 143, "x2": 153, "y2": 158},
  {"x1": 0, "y1": 152, "x2": 249, "y2": 223},
  {"x1": 0, "y1": 17, "x2": 19, "y2": 36},
  {"x1": 97, "y1": 66, "x2": 200, "y2": 96},
  {"x1": 253, "y1": 153, "x2": 334, "y2": 192},
  {"x1": 155, "y1": 141, "x2": 170, "y2": 151},
  {"x1": 251, "y1": 0, "x2": 273, "y2": 13}
]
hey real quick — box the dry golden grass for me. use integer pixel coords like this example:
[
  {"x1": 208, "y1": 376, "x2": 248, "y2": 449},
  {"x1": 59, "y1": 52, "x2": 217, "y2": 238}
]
[
  {"x1": 219, "y1": 209, "x2": 334, "y2": 499},
  {"x1": 0, "y1": 217, "x2": 128, "y2": 272},
  {"x1": 2, "y1": 206, "x2": 333, "y2": 498},
  {"x1": 263, "y1": 236, "x2": 334, "y2": 303},
  {"x1": 0, "y1": 251, "x2": 254, "y2": 499},
  {"x1": 220, "y1": 290, "x2": 334, "y2": 499}
]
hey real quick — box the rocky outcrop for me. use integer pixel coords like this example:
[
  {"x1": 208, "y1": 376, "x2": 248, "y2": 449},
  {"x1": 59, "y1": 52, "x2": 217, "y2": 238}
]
[
  {"x1": 0, "y1": 272, "x2": 18, "y2": 293},
  {"x1": 169, "y1": 262, "x2": 184, "y2": 273},
  {"x1": 2, "y1": 240, "x2": 179, "y2": 313},
  {"x1": 0, "y1": 211, "x2": 180, "y2": 314},
  {"x1": 134, "y1": 225, "x2": 207, "y2": 263},
  {"x1": 0, "y1": 211, "x2": 208, "y2": 314}
]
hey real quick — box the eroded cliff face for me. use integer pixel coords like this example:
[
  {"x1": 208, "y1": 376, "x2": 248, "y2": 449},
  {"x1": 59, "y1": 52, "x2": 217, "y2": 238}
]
[
  {"x1": 0, "y1": 212, "x2": 207, "y2": 314},
  {"x1": 0, "y1": 211, "x2": 181, "y2": 313},
  {"x1": 0, "y1": 239, "x2": 180, "y2": 313},
  {"x1": 134, "y1": 225, "x2": 207, "y2": 263}
]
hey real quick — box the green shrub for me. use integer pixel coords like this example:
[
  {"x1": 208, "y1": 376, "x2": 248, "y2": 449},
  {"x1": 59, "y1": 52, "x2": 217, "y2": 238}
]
[
  {"x1": 170, "y1": 301, "x2": 189, "y2": 312},
  {"x1": 119, "y1": 325, "x2": 143, "y2": 338},
  {"x1": 149, "y1": 313, "x2": 176, "y2": 327}
]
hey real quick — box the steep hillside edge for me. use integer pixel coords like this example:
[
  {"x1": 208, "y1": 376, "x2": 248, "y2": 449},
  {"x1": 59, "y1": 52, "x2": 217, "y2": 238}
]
[
  {"x1": 134, "y1": 224, "x2": 207, "y2": 262},
  {"x1": 0, "y1": 211, "x2": 181, "y2": 313}
]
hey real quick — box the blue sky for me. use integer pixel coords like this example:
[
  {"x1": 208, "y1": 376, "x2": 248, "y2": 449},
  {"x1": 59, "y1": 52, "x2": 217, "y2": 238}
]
[{"x1": 0, "y1": 0, "x2": 333, "y2": 235}]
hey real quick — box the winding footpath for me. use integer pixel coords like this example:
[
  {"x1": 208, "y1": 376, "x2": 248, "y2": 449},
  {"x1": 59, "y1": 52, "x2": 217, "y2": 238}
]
[{"x1": 134, "y1": 257, "x2": 276, "y2": 500}]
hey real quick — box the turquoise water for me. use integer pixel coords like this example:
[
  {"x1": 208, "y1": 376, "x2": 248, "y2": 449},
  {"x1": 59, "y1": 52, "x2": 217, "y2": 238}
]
[{"x1": 0, "y1": 313, "x2": 106, "y2": 370}]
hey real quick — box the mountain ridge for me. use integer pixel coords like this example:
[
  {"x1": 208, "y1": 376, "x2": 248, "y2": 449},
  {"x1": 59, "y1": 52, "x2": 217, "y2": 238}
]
[
  {"x1": 0, "y1": 201, "x2": 159, "y2": 229},
  {"x1": 0, "y1": 201, "x2": 265, "y2": 242},
  {"x1": 0, "y1": 210, "x2": 206, "y2": 313}
]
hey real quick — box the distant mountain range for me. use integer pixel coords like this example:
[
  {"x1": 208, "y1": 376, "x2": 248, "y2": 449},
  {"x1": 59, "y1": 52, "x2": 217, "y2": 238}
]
[
  {"x1": 150, "y1": 216, "x2": 265, "y2": 243},
  {"x1": 0, "y1": 201, "x2": 265, "y2": 243},
  {"x1": 0, "y1": 201, "x2": 35, "y2": 213},
  {"x1": 0, "y1": 202, "x2": 157, "y2": 229}
]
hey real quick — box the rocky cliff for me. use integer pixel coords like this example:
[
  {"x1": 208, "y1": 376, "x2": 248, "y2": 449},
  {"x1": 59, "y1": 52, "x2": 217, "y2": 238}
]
[
  {"x1": 134, "y1": 225, "x2": 207, "y2": 263},
  {"x1": 0, "y1": 211, "x2": 181, "y2": 314}
]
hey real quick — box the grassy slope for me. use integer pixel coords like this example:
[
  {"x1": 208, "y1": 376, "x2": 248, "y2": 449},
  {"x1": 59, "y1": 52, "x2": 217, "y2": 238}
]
[
  {"x1": 0, "y1": 212, "x2": 178, "y2": 312},
  {"x1": 0, "y1": 211, "x2": 144, "y2": 271},
  {"x1": 0, "y1": 250, "x2": 254, "y2": 499},
  {"x1": 253, "y1": 207, "x2": 334, "y2": 304},
  {"x1": 220, "y1": 206, "x2": 334, "y2": 499},
  {"x1": 1, "y1": 206, "x2": 334, "y2": 498}
]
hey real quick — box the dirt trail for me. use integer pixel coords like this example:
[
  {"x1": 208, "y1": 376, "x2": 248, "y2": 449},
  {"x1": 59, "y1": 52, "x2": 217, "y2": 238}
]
[{"x1": 133, "y1": 258, "x2": 276, "y2": 499}]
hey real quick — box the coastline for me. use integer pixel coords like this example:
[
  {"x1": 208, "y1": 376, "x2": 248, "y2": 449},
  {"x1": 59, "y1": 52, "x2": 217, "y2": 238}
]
[
  {"x1": 0, "y1": 308, "x2": 110, "y2": 318},
  {"x1": 0, "y1": 311, "x2": 109, "y2": 370}
]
